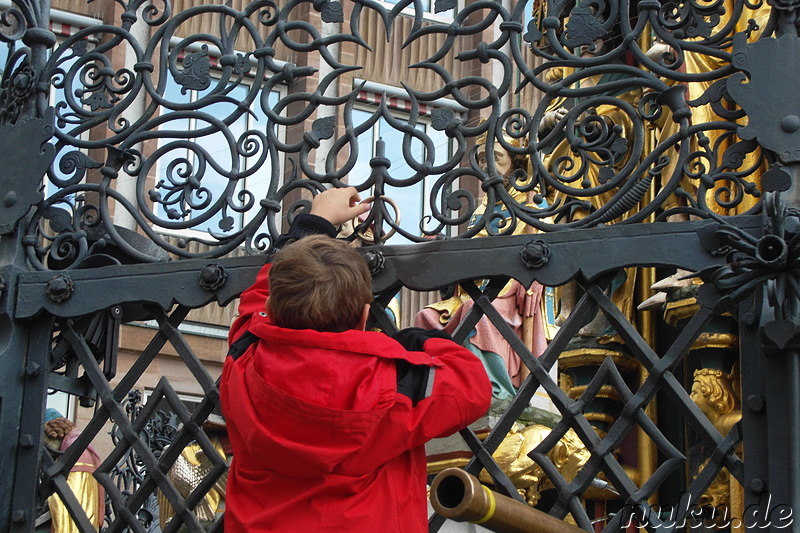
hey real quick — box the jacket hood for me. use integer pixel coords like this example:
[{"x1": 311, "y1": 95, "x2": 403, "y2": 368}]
[{"x1": 234, "y1": 315, "x2": 439, "y2": 478}]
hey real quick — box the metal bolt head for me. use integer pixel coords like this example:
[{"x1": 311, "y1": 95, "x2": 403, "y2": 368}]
[
  {"x1": 3, "y1": 190, "x2": 17, "y2": 207},
  {"x1": 79, "y1": 396, "x2": 96, "y2": 408},
  {"x1": 749, "y1": 478, "x2": 766, "y2": 494},
  {"x1": 747, "y1": 394, "x2": 765, "y2": 413},
  {"x1": 19, "y1": 434, "x2": 34, "y2": 448},
  {"x1": 780, "y1": 114, "x2": 800, "y2": 133},
  {"x1": 520, "y1": 239, "x2": 551, "y2": 269},
  {"x1": 199, "y1": 264, "x2": 227, "y2": 291},
  {"x1": 25, "y1": 362, "x2": 41, "y2": 377},
  {"x1": 11, "y1": 509, "x2": 26, "y2": 523},
  {"x1": 362, "y1": 250, "x2": 385, "y2": 275},
  {"x1": 45, "y1": 274, "x2": 74, "y2": 303}
]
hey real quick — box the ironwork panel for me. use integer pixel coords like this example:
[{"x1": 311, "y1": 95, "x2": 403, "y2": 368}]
[{"x1": 0, "y1": 0, "x2": 796, "y2": 531}]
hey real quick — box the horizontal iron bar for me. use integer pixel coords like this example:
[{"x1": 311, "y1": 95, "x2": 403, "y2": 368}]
[
  {"x1": 16, "y1": 255, "x2": 267, "y2": 319},
  {"x1": 369, "y1": 217, "x2": 762, "y2": 292},
  {"x1": 15, "y1": 218, "x2": 761, "y2": 319}
]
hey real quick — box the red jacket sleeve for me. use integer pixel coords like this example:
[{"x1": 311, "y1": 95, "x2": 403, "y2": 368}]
[
  {"x1": 400, "y1": 337, "x2": 492, "y2": 446},
  {"x1": 348, "y1": 337, "x2": 491, "y2": 475}
]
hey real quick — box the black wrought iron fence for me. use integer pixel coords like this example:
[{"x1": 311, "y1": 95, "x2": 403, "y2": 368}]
[{"x1": 1, "y1": 0, "x2": 797, "y2": 531}]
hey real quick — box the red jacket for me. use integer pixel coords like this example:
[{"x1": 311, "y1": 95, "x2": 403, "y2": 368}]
[{"x1": 220, "y1": 262, "x2": 492, "y2": 532}]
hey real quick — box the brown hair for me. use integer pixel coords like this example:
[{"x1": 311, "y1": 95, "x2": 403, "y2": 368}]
[
  {"x1": 268, "y1": 235, "x2": 372, "y2": 332},
  {"x1": 44, "y1": 417, "x2": 76, "y2": 440}
]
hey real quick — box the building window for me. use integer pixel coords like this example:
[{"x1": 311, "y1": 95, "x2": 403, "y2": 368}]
[
  {"x1": 144, "y1": 390, "x2": 203, "y2": 419},
  {"x1": 0, "y1": 43, "x2": 8, "y2": 76},
  {"x1": 154, "y1": 71, "x2": 282, "y2": 235},
  {"x1": 46, "y1": 390, "x2": 73, "y2": 420},
  {"x1": 351, "y1": 106, "x2": 456, "y2": 244}
]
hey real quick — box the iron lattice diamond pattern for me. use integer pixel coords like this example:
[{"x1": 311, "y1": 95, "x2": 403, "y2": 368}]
[
  {"x1": 0, "y1": 0, "x2": 787, "y2": 528},
  {"x1": 412, "y1": 271, "x2": 747, "y2": 532},
  {"x1": 39, "y1": 306, "x2": 227, "y2": 533},
  {"x1": 96, "y1": 378, "x2": 226, "y2": 533}
]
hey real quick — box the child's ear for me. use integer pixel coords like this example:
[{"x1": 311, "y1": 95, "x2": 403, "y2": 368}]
[
  {"x1": 357, "y1": 303, "x2": 370, "y2": 330},
  {"x1": 265, "y1": 297, "x2": 272, "y2": 317}
]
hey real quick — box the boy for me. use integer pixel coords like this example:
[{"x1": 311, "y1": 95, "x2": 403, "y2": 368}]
[{"x1": 220, "y1": 187, "x2": 492, "y2": 532}]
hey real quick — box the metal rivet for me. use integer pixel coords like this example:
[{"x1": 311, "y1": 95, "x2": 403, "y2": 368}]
[
  {"x1": 3, "y1": 191, "x2": 17, "y2": 207},
  {"x1": 747, "y1": 395, "x2": 765, "y2": 413},
  {"x1": 362, "y1": 250, "x2": 385, "y2": 275},
  {"x1": 11, "y1": 510, "x2": 26, "y2": 523},
  {"x1": 45, "y1": 274, "x2": 74, "y2": 303},
  {"x1": 780, "y1": 114, "x2": 800, "y2": 133},
  {"x1": 199, "y1": 264, "x2": 227, "y2": 291},
  {"x1": 25, "y1": 362, "x2": 41, "y2": 377},
  {"x1": 520, "y1": 239, "x2": 550, "y2": 269},
  {"x1": 749, "y1": 478, "x2": 766, "y2": 494},
  {"x1": 19, "y1": 434, "x2": 34, "y2": 448}
]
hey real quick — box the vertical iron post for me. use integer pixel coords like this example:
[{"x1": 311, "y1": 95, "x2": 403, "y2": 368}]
[
  {"x1": 778, "y1": 164, "x2": 800, "y2": 529},
  {"x1": 0, "y1": 0, "x2": 54, "y2": 530}
]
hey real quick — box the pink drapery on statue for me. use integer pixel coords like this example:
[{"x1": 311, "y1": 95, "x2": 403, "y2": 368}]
[
  {"x1": 416, "y1": 280, "x2": 547, "y2": 391},
  {"x1": 48, "y1": 429, "x2": 105, "y2": 533}
]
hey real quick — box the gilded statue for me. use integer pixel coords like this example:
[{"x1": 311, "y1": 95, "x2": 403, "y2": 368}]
[
  {"x1": 479, "y1": 423, "x2": 591, "y2": 506},
  {"x1": 42, "y1": 409, "x2": 105, "y2": 533},
  {"x1": 641, "y1": 6, "x2": 772, "y2": 314},
  {"x1": 539, "y1": 39, "x2": 642, "y2": 224},
  {"x1": 648, "y1": 3, "x2": 771, "y2": 218},
  {"x1": 415, "y1": 134, "x2": 551, "y2": 402},
  {"x1": 158, "y1": 437, "x2": 228, "y2": 530},
  {"x1": 690, "y1": 367, "x2": 744, "y2": 530},
  {"x1": 538, "y1": 38, "x2": 641, "y2": 338},
  {"x1": 690, "y1": 368, "x2": 741, "y2": 438}
]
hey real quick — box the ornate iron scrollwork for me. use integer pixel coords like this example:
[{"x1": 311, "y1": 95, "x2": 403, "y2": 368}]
[
  {"x1": 0, "y1": 0, "x2": 794, "y2": 530},
  {"x1": 104, "y1": 390, "x2": 179, "y2": 533},
  {"x1": 0, "y1": 0, "x2": 779, "y2": 265},
  {"x1": 728, "y1": 32, "x2": 800, "y2": 164}
]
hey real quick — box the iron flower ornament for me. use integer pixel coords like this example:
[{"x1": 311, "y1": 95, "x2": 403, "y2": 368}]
[{"x1": 695, "y1": 168, "x2": 800, "y2": 347}]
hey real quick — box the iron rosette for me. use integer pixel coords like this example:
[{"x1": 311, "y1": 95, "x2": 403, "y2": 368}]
[{"x1": 693, "y1": 171, "x2": 800, "y2": 347}]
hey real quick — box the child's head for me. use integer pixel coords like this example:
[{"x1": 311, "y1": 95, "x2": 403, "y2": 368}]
[{"x1": 268, "y1": 235, "x2": 372, "y2": 332}]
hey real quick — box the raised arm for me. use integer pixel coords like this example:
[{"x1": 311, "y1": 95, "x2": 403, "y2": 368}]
[
  {"x1": 351, "y1": 329, "x2": 492, "y2": 472},
  {"x1": 229, "y1": 187, "x2": 370, "y2": 342}
]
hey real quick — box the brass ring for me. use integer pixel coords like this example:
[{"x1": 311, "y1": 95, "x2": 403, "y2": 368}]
[{"x1": 353, "y1": 195, "x2": 401, "y2": 241}]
